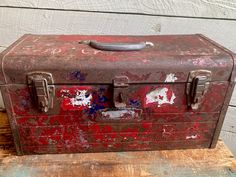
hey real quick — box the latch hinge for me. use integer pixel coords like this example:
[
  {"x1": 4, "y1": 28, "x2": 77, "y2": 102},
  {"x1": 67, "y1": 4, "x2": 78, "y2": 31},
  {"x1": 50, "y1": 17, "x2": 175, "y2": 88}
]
[
  {"x1": 113, "y1": 76, "x2": 129, "y2": 109},
  {"x1": 27, "y1": 72, "x2": 55, "y2": 112},
  {"x1": 186, "y1": 70, "x2": 212, "y2": 110}
]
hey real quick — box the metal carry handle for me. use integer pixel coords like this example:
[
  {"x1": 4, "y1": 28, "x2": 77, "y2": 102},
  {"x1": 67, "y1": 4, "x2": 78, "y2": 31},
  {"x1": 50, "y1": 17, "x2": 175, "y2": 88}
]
[{"x1": 87, "y1": 40, "x2": 153, "y2": 51}]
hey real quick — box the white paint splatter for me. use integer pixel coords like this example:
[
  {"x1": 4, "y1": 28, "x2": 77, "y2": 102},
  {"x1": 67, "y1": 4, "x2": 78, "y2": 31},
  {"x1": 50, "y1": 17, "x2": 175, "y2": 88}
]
[
  {"x1": 42, "y1": 48, "x2": 61, "y2": 55},
  {"x1": 78, "y1": 129, "x2": 90, "y2": 148},
  {"x1": 70, "y1": 90, "x2": 92, "y2": 108},
  {"x1": 145, "y1": 41, "x2": 154, "y2": 47},
  {"x1": 51, "y1": 48, "x2": 62, "y2": 55},
  {"x1": 165, "y1": 73, "x2": 177, "y2": 82},
  {"x1": 146, "y1": 88, "x2": 176, "y2": 107},
  {"x1": 186, "y1": 134, "x2": 199, "y2": 140},
  {"x1": 81, "y1": 49, "x2": 101, "y2": 55},
  {"x1": 142, "y1": 59, "x2": 150, "y2": 63}
]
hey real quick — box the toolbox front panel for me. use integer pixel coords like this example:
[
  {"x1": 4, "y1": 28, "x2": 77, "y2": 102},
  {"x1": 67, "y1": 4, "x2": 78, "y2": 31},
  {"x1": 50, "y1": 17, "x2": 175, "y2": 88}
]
[
  {"x1": 9, "y1": 82, "x2": 228, "y2": 116},
  {"x1": 6, "y1": 81, "x2": 228, "y2": 154},
  {"x1": 18, "y1": 120, "x2": 216, "y2": 154}
]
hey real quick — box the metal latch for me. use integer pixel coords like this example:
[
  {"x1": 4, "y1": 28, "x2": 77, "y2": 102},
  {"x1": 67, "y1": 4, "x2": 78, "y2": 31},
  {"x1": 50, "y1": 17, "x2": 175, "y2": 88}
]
[
  {"x1": 113, "y1": 76, "x2": 129, "y2": 109},
  {"x1": 186, "y1": 70, "x2": 212, "y2": 110},
  {"x1": 27, "y1": 72, "x2": 55, "y2": 112}
]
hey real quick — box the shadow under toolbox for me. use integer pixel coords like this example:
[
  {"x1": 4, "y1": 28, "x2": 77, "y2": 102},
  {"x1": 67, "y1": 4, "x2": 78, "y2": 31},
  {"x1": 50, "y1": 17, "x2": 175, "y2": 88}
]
[{"x1": 0, "y1": 34, "x2": 235, "y2": 155}]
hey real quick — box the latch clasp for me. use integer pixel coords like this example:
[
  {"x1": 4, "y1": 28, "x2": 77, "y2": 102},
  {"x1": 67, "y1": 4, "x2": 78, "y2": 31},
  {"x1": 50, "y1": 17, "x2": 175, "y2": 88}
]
[
  {"x1": 186, "y1": 70, "x2": 212, "y2": 110},
  {"x1": 27, "y1": 72, "x2": 55, "y2": 112},
  {"x1": 113, "y1": 76, "x2": 129, "y2": 109}
]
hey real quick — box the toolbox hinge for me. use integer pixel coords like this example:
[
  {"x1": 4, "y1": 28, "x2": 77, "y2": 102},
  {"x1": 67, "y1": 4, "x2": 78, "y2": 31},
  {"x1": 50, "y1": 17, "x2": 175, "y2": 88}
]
[
  {"x1": 113, "y1": 76, "x2": 129, "y2": 109},
  {"x1": 27, "y1": 72, "x2": 55, "y2": 112},
  {"x1": 186, "y1": 70, "x2": 212, "y2": 110}
]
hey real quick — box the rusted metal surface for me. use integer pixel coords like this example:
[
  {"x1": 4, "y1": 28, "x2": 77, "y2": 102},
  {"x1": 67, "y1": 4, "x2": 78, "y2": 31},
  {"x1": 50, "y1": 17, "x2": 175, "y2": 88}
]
[
  {"x1": 0, "y1": 35, "x2": 233, "y2": 84},
  {"x1": 0, "y1": 34, "x2": 235, "y2": 155}
]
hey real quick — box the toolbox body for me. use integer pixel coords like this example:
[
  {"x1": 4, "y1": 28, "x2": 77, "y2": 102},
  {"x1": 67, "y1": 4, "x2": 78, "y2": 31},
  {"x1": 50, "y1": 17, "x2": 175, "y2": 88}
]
[{"x1": 0, "y1": 34, "x2": 235, "y2": 155}]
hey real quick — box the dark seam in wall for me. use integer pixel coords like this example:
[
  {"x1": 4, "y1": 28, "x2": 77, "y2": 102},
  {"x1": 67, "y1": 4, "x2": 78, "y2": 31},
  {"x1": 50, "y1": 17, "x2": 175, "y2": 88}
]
[
  {"x1": 221, "y1": 130, "x2": 236, "y2": 134},
  {"x1": 0, "y1": 5, "x2": 236, "y2": 21},
  {"x1": 229, "y1": 105, "x2": 236, "y2": 107}
]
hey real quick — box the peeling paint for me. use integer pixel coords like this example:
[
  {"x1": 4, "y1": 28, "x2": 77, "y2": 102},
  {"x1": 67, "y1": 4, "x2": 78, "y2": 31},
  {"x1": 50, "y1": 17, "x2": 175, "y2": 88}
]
[
  {"x1": 61, "y1": 89, "x2": 92, "y2": 109},
  {"x1": 165, "y1": 73, "x2": 177, "y2": 82},
  {"x1": 146, "y1": 88, "x2": 176, "y2": 107},
  {"x1": 70, "y1": 90, "x2": 92, "y2": 107}
]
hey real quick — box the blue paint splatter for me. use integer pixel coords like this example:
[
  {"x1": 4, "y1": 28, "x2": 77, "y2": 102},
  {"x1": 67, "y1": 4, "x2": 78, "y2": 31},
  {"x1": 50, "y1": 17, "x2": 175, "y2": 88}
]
[
  {"x1": 68, "y1": 71, "x2": 87, "y2": 81},
  {"x1": 86, "y1": 104, "x2": 105, "y2": 115},
  {"x1": 20, "y1": 99, "x2": 28, "y2": 108},
  {"x1": 129, "y1": 99, "x2": 141, "y2": 108},
  {"x1": 84, "y1": 87, "x2": 109, "y2": 117}
]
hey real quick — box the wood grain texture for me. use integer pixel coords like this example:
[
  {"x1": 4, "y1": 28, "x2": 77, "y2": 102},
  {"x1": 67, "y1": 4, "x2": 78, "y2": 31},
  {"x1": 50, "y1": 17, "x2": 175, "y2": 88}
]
[
  {"x1": 0, "y1": 112, "x2": 13, "y2": 150},
  {"x1": 0, "y1": 140, "x2": 235, "y2": 177},
  {"x1": 222, "y1": 106, "x2": 236, "y2": 133},
  {"x1": 220, "y1": 130, "x2": 236, "y2": 156},
  {"x1": 230, "y1": 90, "x2": 236, "y2": 105},
  {"x1": 1, "y1": 0, "x2": 236, "y2": 19},
  {"x1": 0, "y1": 7, "x2": 236, "y2": 51},
  {"x1": 220, "y1": 106, "x2": 236, "y2": 155}
]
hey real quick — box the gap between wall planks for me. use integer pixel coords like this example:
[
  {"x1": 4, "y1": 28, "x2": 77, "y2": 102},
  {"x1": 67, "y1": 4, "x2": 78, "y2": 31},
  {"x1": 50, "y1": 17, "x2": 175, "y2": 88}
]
[
  {"x1": 0, "y1": 5, "x2": 236, "y2": 153},
  {"x1": 0, "y1": 0, "x2": 236, "y2": 20}
]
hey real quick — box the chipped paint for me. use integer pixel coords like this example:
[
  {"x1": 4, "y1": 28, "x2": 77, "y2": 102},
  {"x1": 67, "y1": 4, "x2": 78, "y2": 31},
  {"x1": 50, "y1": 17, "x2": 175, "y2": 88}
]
[
  {"x1": 42, "y1": 48, "x2": 62, "y2": 55},
  {"x1": 81, "y1": 49, "x2": 101, "y2": 55},
  {"x1": 70, "y1": 90, "x2": 92, "y2": 107},
  {"x1": 145, "y1": 41, "x2": 154, "y2": 47},
  {"x1": 162, "y1": 125, "x2": 175, "y2": 137},
  {"x1": 165, "y1": 73, "x2": 177, "y2": 82},
  {"x1": 60, "y1": 89, "x2": 92, "y2": 110},
  {"x1": 78, "y1": 129, "x2": 90, "y2": 148},
  {"x1": 186, "y1": 134, "x2": 199, "y2": 140},
  {"x1": 146, "y1": 88, "x2": 176, "y2": 107},
  {"x1": 101, "y1": 109, "x2": 136, "y2": 119}
]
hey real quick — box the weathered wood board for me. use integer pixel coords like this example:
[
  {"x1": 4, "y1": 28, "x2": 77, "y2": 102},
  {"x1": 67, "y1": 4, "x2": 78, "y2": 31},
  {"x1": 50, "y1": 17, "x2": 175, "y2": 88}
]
[
  {"x1": 0, "y1": 113, "x2": 13, "y2": 150},
  {"x1": 220, "y1": 106, "x2": 236, "y2": 156},
  {"x1": 0, "y1": 7, "x2": 236, "y2": 51},
  {"x1": 222, "y1": 107, "x2": 236, "y2": 133},
  {"x1": 0, "y1": 140, "x2": 235, "y2": 177},
  {"x1": 1, "y1": 0, "x2": 236, "y2": 19},
  {"x1": 220, "y1": 130, "x2": 236, "y2": 156}
]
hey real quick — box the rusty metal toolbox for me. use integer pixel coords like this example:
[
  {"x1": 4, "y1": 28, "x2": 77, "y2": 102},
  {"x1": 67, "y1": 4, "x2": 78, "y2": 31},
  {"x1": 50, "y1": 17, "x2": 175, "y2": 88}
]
[{"x1": 0, "y1": 34, "x2": 235, "y2": 155}]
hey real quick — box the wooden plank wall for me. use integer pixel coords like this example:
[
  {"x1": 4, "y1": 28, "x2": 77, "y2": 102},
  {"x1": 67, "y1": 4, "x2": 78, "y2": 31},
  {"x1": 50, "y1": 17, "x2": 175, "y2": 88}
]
[{"x1": 0, "y1": 0, "x2": 236, "y2": 154}]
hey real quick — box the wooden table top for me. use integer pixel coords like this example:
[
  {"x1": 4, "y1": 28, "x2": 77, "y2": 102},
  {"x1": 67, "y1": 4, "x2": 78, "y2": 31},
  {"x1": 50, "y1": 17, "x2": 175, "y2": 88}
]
[{"x1": 0, "y1": 141, "x2": 235, "y2": 177}]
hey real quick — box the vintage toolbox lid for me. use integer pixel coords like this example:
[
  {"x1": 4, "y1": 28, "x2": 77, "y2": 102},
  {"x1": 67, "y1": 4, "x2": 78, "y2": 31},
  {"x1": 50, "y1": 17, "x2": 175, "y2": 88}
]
[{"x1": 0, "y1": 34, "x2": 234, "y2": 85}]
